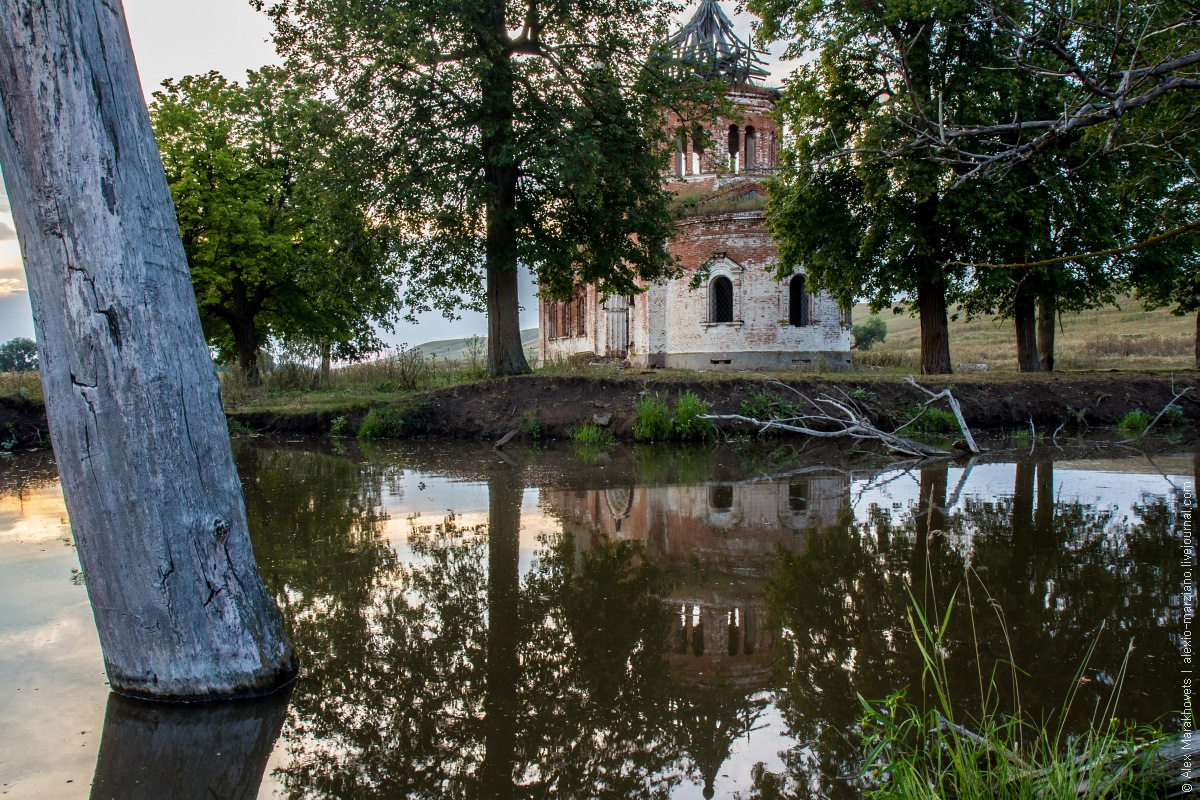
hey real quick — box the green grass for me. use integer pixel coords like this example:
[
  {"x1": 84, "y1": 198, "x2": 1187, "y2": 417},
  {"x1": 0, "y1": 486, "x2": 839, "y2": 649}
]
[
  {"x1": 569, "y1": 421, "x2": 615, "y2": 446},
  {"x1": 899, "y1": 405, "x2": 960, "y2": 434},
  {"x1": 634, "y1": 391, "x2": 714, "y2": 442},
  {"x1": 356, "y1": 400, "x2": 429, "y2": 439},
  {"x1": 858, "y1": 583, "x2": 1172, "y2": 800},
  {"x1": 854, "y1": 296, "x2": 1195, "y2": 373},
  {"x1": 1117, "y1": 409, "x2": 1152, "y2": 435}
]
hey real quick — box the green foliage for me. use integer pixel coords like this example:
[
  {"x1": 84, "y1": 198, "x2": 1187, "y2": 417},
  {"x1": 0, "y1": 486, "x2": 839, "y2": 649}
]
[
  {"x1": 522, "y1": 410, "x2": 542, "y2": 440},
  {"x1": 570, "y1": 422, "x2": 615, "y2": 447},
  {"x1": 226, "y1": 417, "x2": 254, "y2": 436},
  {"x1": 358, "y1": 401, "x2": 428, "y2": 439},
  {"x1": 633, "y1": 395, "x2": 674, "y2": 443},
  {"x1": 859, "y1": 591, "x2": 1170, "y2": 800},
  {"x1": 329, "y1": 416, "x2": 349, "y2": 436},
  {"x1": 634, "y1": 392, "x2": 713, "y2": 442},
  {"x1": 850, "y1": 387, "x2": 879, "y2": 404},
  {"x1": 851, "y1": 317, "x2": 887, "y2": 351},
  {"x1": 0, "y1": 338, "x2": 37, "y2": 372},
  {"x1": 739, "y1": 391, "x2": 801, "y2": 421},
  {"x1": 672, "y1": 391, "x2": 714, "y2": 441},
  {"x1": 900, "y1": 406, "x2": 959, "y2": 434},
  {"x1": 257, "y1": 0, "x2": 730, "y2": 374},
  {"x1": 1117, "y1": 410, "x2": 1152, "y2": 434},
  {"x1": 150, "y1": 68, "x2": 399, "y2": 383}
]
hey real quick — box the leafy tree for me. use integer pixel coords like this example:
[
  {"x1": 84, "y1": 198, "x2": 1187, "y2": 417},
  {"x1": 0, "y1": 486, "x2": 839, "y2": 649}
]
[
  {"x1": 0, "y1": 337, "x2": 37, "y2": 371},
  {"x1": 254, "y1": 0, "x2": 719, "y2": 376},
  {"x1": 849, "y1": 317, "x2": 886, "y2": 351},
  {"x1": 150, "y1": 68, "x2": 400, "y2": 384}
]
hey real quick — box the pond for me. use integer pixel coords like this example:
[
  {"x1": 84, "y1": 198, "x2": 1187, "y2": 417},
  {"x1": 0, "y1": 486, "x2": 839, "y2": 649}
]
[{"x1": 0, "y1": 437, "x2": 1190, "y2": 799}]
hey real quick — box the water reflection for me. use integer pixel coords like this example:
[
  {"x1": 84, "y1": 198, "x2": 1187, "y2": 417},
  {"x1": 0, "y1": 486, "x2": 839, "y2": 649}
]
[
  {"x1": 88, "y1": 689, "x2": 289, "y2": 800},
  {"x1": 224, "y1": 441, "x2": 1188, "y2": 800}
]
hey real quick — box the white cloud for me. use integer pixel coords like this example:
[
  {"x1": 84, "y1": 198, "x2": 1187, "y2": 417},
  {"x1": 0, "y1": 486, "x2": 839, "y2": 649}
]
[
  {"x1": 0, "y1": 222, "x2": 15, "y2": 242},
  {"x1": 0, "y1": 278, "x2": 23, "y2": 296}
]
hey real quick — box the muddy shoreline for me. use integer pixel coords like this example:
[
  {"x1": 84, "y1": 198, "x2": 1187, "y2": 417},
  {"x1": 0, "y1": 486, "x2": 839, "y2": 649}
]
[
  {"x1": 4, "y1": 372, "x2": 1197, "y2": 448},
  {"x1": 232, "y1": 372, "x2": 1200, "y2": 441}
]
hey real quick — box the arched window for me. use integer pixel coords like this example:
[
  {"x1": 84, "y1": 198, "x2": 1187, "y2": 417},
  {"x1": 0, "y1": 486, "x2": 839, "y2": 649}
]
[
  {"x1": 676, "y1": 127, "x2": 687, "y2": 178},
  {"x1": 691, "y1": 123, "x2": 705, "y2": 174},
  {"x1": 575, "y1": 288, "x2": 586, "y2": 336},
  {"x1": 727, "y1": 125, "x2": 740, "y2": 171},
  {"x1": 744, "y1": 125, "x2": 756, "y2": 168},
  {"x1": 710, "y1": 276, "x2": 734, "y2": 323},
  {"x1": 789, "y1": 274, "x2": 809, "y2": 326}
]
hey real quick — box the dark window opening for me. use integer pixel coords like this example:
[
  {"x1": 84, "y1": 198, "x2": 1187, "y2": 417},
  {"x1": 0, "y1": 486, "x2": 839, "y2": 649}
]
[
  {"x1": 789, "y1": 274, "x2": 809, "y2": 326},
  {"x1": 789, "y1": 481, "x2": 809, "y2": 512},
  {"x1": 547, "y1": 303, "x2": 558, "y2": 339},
  {"x1": 709, "y1": 484, "x2": 733, "y2": 511},
  {"x1": 711, "y1": 276, "x2": 734, "y2": 323},
  {"x1": 728, "y1": 125, "x2": 740, "y2": 157}
]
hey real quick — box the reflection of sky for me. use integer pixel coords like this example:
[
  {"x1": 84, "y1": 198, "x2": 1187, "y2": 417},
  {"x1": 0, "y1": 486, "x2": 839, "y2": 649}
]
[{"x1": 2, "y1": 453, "x2": 1186, "y2": 799}]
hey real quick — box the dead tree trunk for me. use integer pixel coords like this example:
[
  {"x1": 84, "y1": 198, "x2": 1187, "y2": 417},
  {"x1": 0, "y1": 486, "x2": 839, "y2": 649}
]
[{"x1": 0, "y1": 0, "x2": 294, "y2": 699}]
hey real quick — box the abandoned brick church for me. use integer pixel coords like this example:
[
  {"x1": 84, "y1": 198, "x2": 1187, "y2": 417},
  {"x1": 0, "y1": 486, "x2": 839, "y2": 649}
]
[{"x1": 538, "y1": 0, "x2": 851, "y2": 370}]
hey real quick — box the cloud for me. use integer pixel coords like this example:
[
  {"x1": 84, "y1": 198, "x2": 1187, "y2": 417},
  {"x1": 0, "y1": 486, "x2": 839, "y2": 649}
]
[
  {"x1": 0, "y1": 222, "x2": 14, "y2": 242},
  {"x1": 0, "y1": 277, "x2": 25, "y2": 296}
]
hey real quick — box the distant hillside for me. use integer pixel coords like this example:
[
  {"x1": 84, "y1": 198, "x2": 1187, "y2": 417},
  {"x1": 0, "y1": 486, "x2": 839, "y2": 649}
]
[{"x1": 414, "y1": 328, "x2": 539, "y2": 362}]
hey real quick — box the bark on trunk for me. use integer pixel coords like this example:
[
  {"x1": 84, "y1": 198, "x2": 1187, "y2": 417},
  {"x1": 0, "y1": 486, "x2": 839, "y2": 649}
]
[
  {"x1": 0, "y1": 0, "x2": 294, "y2": 699},
  {"x1": 481, "y1": 10, "x2": 531, "y2": 379},
  {"x1": 1195, "y1": 308, "x2": 1199, "y2": 371},
  {"x1": 319, "y1": 341, "x2": 332, "y2": 379},
  {"x1": 916, "y1": 278, "x2": 953, "y2": 375},
  {"x1": 89, "y1": 689, "x2": 288, "y2": 799},
  {"x1": 1014, "y1": 287, "x2": 1041, "y2": 373},
  {"x1": 234, "y1": 321, "x2": 261, "y2": 386},
  {"x1": 481, "y1": 472, "x2": 521, "y2": 800},
  {"x1": 1037, "y1": 299, "x2": 1056, "y2": 372}
]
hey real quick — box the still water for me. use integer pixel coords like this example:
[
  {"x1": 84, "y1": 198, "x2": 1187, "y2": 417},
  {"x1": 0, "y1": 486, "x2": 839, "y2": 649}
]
[{"x1": 0, "y1": 438, "x2": 1189, "y2": 799}]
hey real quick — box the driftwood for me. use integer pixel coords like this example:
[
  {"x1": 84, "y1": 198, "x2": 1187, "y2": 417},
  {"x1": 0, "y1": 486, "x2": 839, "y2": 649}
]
[
  {"x1": 702, "y1": 379, "x2": 980, "y2": 459},
  {"x1": 904, "y1": 377, "x2": 980, "y2": 454},
  {"x1": 1132, "y1": 385, "x2": 1192, "y2": 441}
]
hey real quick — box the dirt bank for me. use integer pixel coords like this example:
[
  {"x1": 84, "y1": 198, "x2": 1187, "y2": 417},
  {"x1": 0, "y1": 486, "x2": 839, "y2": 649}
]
[
  {"x1": 0, "y1": 395, "x2": 49, "y2": 450},
  {"x1": 231, "y1": 371, "x2": 1200, "y2": 440}
]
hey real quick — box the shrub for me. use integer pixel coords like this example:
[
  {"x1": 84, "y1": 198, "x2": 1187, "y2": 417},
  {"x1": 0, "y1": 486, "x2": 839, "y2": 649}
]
[
  {"x1": 226, "y1": 417, "x2": 254, "y2": 436},
  {"x1": 899, "y1": 405, "x2": 959, "y2": 434},
  {"x1": 570, "y1": 422, "x2": 615, "y2": 446},
  {"x1": 355, "y1": 407, "x2": 412, "y2": 438},
  {"x1": 1117, "y1": 409, "x2": 1151, "y2": 434},
  {"x1": 329, "y1": 415, "x2": 349, "y2": 436},
  {"x1": 739, "y1": 391, "x2": 800, "y2": 421},
  {"x1": 633, "y1": 394, "x2": 674, "y2": 442},
  {"x1": 673, "y1": 391, "x2": 714, "y2": 441},
  {"x1": 851, "y1": 316, "x2": 887, "y2": 351}
]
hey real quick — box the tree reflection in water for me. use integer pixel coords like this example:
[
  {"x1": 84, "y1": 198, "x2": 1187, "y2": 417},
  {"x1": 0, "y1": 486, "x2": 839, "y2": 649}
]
[
  {"x1": 231, "y1": 441, "x2": 1187, "y2": 800},
  {"x1": 761, "y1": 460, "x2": 1185, "y2": 799},
  {"x1": 88, "y1": 689, "x2": 289, "y2": 799}
]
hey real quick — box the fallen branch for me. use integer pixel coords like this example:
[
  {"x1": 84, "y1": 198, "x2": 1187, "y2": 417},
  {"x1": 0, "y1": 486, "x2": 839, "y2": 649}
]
[
  {"x1": 702, "y1": 383, "x2": 952, "y2": 458},
  {"x1": 904, "y1": 377, "x2": 981, "y2": 454},
  {"x1": 1132, "y1": 386, "x2": 1192, "y2": 441}
]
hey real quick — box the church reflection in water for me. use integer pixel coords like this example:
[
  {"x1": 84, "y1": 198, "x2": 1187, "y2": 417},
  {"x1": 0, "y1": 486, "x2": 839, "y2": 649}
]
[{"x1": 541, "y1": 473, "x2": 851, "y2": 797}]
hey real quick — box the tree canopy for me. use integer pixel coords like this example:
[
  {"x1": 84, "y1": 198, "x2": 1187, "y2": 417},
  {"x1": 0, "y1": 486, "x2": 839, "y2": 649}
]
[
  {"x1": 254, "y1": 0, "x2": 721, "y2": 375},
  {"x1": 0, "y1": 337, "x2": 37, "y2": 372},
  {"x1": 150, "y1": 67, "x2": 400, "y2": 384}
]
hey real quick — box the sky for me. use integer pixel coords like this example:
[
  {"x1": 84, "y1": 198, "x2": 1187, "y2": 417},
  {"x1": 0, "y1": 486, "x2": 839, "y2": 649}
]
[{"x1": 0, "y1": 0, "x2": 798, "y2": 347}]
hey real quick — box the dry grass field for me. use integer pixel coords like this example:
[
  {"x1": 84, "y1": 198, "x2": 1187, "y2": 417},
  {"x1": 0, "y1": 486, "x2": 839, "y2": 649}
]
[{"x1": 854, "y1": 298, "x2": 1196, "y2": 372}]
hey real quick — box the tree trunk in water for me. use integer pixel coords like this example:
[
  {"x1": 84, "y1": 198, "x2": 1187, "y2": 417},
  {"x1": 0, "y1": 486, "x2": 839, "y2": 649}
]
[
  {"x1": 912, "y1": 463, "x2": 948, "y2": 603},
  {"x1": 916, "y1": 278, "x2": 953, "y2": 375},
  {"x1": 481, "y1": 472, "x2": 521, "y2": 800},
  {"x1": 89, "y1": 689, "x2": 289, "y2": 799},
  {"x1": 1195, "y1": 308, "x2": 1199, "y2": 371},
  {"x1": 1014, "y1": 288, "x2": 1041, "y2": 372},
  {"x1": 1037, "y1": 299, "x2": 1056, "y2": 372},
  {"x1": 0, "y1": 0, "x2": 294, "y2": 699},
  {"x1": 1035, "y1": 459, "x2": 1054, "y2": 534},
  {"x1": 1013, "y1": 460, "x2": 1035, "y2": 546}
]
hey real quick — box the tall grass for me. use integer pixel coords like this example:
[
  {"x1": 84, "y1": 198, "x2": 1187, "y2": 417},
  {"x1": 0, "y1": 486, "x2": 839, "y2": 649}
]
[
  {"x1": 220, "y1": 345, "x2": 485, "y2": 410},
  {"x1": 633, "y1": 391, "x2": 714, "y2": 442},
  {"x1": 859, "y1": 581, "x2": 1171, "y2": 799}
]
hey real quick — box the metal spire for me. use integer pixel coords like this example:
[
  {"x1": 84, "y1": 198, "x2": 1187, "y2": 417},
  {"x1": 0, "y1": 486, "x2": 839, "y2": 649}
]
[{"x1": 666, "y1": 0, "x2": 770, "y2": 85}]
